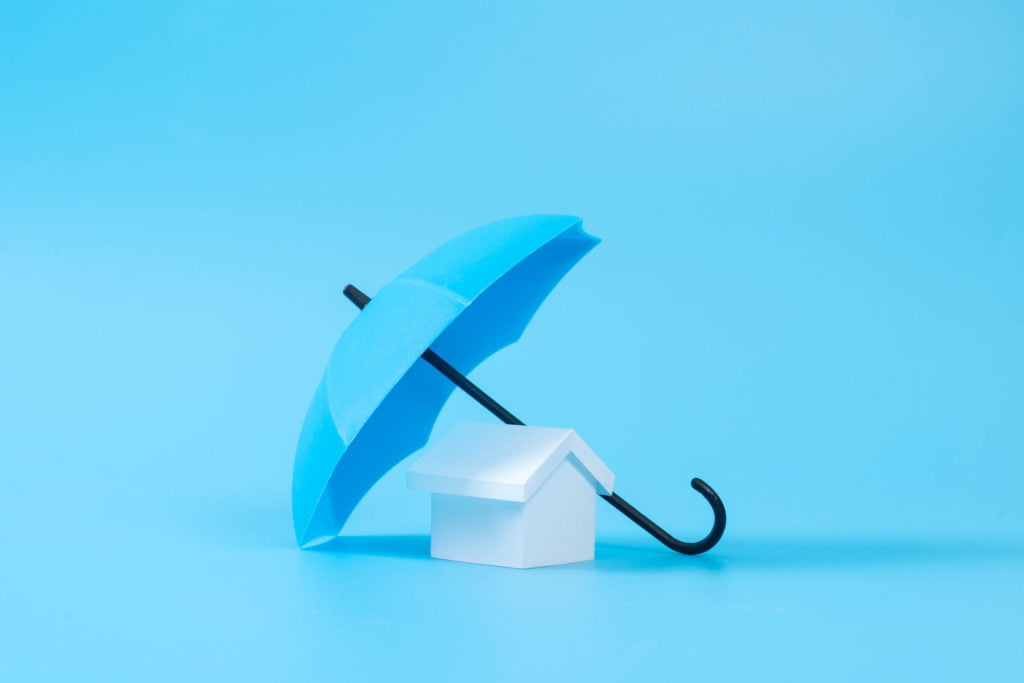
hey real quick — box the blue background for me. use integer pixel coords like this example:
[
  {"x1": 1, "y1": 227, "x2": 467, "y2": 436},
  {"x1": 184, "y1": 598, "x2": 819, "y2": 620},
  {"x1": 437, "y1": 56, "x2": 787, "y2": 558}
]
[{"x1": 2, "y1": 2, "x2": 1022, "y2": 680}]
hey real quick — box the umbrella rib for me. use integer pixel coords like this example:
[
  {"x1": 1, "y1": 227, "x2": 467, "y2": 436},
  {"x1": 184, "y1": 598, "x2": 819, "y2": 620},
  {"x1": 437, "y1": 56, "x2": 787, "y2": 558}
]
[{"x1": 342, "y1": 284, "x2": 726, "y2": 555}]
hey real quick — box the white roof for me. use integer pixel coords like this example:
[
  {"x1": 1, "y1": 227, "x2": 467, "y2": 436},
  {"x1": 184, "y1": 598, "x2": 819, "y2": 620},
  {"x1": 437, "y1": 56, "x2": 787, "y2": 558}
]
[{"x1": 407, "y1": 422, "x2": 614, "y2": 502}]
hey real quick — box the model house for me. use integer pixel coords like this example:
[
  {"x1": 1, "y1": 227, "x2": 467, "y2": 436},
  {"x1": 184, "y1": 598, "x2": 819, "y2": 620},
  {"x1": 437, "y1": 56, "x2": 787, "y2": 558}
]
[{"x1": 407, "y1": 422, "x2": 614, "y2": 569}]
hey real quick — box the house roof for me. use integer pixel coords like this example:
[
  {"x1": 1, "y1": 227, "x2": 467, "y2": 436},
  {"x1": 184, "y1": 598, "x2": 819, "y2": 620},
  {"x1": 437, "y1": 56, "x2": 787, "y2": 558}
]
[{"x1": 406, "y1": 422, "x2": 614, "y2": 502}]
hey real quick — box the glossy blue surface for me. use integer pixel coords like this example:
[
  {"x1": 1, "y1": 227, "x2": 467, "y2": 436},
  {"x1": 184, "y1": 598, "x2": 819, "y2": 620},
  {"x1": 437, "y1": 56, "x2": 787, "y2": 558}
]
[
  {"x1": 293, "y1": 215, "x2": 597, "y2": 546},
  {"x1": 2, "y1": 2, "x2": 1022, "y2": 681}
]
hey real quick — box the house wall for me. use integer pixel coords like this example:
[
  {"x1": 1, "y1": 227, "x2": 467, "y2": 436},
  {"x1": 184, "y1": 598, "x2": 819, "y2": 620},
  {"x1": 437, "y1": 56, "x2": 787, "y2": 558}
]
[
  {"x1": 521, "y1": 458, "x2": 596, "y2": 568},
  {"x1": 430, "y1": 493, "x2": 525, "y2": 567}
]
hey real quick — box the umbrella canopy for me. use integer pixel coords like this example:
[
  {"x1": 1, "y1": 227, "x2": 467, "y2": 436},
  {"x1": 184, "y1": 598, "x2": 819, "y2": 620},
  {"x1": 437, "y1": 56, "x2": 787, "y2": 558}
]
[{"x1": 292, "y1": 215, "x2": 600, "y2": 547}]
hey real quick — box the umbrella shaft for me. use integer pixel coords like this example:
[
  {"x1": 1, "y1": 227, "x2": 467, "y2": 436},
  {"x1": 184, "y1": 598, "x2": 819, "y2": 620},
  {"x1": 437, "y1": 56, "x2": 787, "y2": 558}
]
[
  {"x1": 341, "y1": 284, "x2": 726, "y2": 555},
  {"x1": 343, "y1": 284, "x2": 525, "y2": 425},
  {"x1": 421, "y1": 344, "x2": 726, "y2": 553},
  {"x1": 420, "y1": 349, "x2": 525, "y2": 427}
]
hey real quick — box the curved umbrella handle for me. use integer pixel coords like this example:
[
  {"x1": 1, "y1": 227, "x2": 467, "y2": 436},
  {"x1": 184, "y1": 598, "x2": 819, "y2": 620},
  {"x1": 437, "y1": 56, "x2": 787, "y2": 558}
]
[{"x1": 600, "y1": 479, "x2": 726, "y2": 555}]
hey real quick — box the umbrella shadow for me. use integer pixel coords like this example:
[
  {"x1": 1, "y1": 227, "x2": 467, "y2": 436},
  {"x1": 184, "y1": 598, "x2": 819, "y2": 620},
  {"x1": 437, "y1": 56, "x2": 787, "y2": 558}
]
[
  {"x1": 178, "y1": 495, "x2": 1023, "y2": 574},
  {"x1": 309, "y1": 534, "x2": 432, "y2": 560},
  {"x1": 592, "y1": 535, "x2": 1024, "y2": 573},
  {"x1": 166, "y1": 495, "x2": 296, "y2": 550}
]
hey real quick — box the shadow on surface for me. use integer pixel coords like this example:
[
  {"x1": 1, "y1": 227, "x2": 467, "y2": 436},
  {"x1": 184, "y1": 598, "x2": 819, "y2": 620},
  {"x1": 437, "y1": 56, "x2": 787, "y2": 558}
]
[
  {"x1": 179, "y1": 494, "x2": 1023, "y2": 574},
  {"x1": 177, "y1": 496, "x2": 296, "y2": 550},
  {"x1": 594, "y1": 535, "x2": 1024, "y2": 572},
  {"x1": 178, "y1": 495, "x2": 431, "y2": 559},
  {"x1": 310, "y1": 534, "x2": 431, "y2": 559}
]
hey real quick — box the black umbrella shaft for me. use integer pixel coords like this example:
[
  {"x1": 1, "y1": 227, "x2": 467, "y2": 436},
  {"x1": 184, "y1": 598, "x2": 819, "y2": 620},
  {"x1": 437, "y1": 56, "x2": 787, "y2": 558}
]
[
  {"x1": 342, "y1": 285, "x2": 524, "y2": 426},
  {"x1": 341, "y1": 284, "x2": 725, "y2": 555},
  {"x1": 422, "y1": 349, "x2": 525, "y2": 426}
]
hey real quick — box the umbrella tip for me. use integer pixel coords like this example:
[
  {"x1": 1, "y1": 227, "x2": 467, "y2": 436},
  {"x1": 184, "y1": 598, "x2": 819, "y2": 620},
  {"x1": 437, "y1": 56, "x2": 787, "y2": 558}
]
[{"x1": 343, "y1": 284, "x2": 371, "y2": 310}]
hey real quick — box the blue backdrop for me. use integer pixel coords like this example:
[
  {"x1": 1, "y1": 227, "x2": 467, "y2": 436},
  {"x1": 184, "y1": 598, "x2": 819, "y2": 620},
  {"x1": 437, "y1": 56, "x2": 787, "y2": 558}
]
[{"x1": 2, "y1": 2, "x2": 1022, "y2": 680}]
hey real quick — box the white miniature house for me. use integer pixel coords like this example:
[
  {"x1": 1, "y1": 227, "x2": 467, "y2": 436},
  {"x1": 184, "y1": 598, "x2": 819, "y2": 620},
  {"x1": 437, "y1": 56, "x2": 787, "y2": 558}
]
[{"x1": 407, "y1": 422, "x2": 614, "y2": 569}]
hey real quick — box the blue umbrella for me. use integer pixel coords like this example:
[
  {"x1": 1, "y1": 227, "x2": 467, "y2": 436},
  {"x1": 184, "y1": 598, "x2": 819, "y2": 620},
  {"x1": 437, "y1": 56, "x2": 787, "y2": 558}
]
[{"x1": 292, "y1": 214, "x2": 725, "y2": 553}]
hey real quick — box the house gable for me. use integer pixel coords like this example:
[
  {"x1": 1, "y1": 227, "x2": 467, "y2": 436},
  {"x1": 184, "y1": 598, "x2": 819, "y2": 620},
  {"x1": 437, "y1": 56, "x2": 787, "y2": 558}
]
[{"x1": 521, "y1": 458, "x2": 597, "y2": 567}]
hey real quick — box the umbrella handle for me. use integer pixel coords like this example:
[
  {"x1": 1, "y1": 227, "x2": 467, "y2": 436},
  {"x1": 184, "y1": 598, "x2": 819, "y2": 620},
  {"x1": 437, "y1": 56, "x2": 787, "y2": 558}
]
[
  {"x1": 343, "y1": 284, "x2": 728, "y2": 555},
  {"x1": 600, "y1": 480, "x2": 726, "y2": 555}
]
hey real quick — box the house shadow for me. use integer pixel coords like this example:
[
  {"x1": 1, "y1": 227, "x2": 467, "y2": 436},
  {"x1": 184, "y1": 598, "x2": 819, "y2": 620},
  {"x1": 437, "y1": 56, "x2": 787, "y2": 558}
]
[
  {"x1": 177, "y1": 494, "x2": 1023, "y2": 573},
  {"x1": 296, "y1": 532, "x2": 1024, "y2": 573}
]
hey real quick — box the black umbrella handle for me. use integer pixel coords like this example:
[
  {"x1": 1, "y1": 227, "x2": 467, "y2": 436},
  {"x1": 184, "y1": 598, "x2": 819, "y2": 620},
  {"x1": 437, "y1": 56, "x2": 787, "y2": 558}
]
[
  {"x1": 601, "y1": 481, "x2": 726, "y2": 555},
  {"x1": 343, "y1": 284, "x2": 727, "y2": 555}
]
